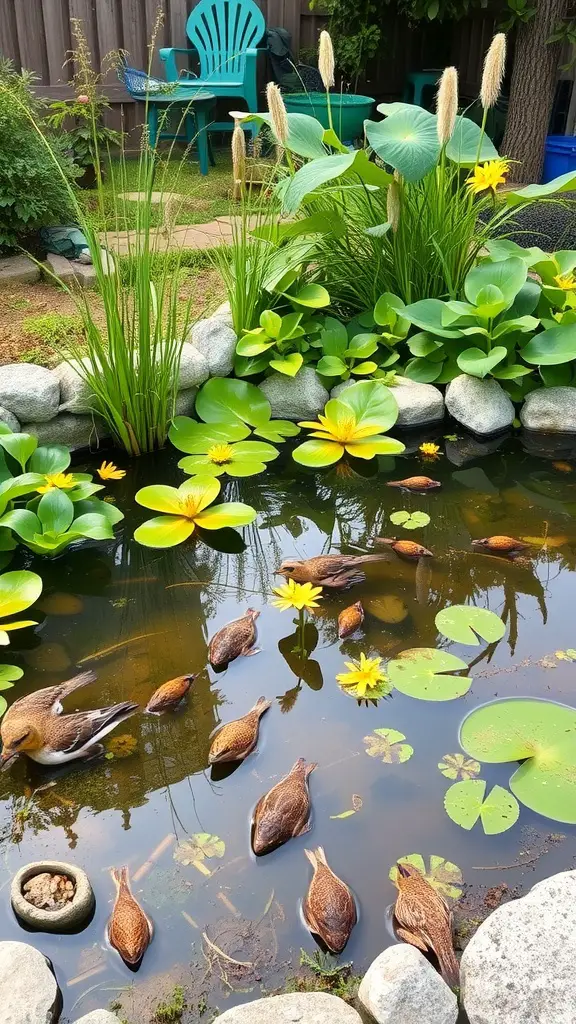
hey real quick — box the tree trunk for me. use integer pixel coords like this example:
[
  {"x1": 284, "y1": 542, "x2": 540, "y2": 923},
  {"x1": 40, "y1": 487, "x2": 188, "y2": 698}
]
[{"x1": 502, "y1": 0, "x2": 567, "y2": 184}]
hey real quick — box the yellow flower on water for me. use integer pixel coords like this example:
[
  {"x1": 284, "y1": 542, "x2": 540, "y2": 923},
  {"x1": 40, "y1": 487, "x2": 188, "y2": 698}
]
[
  {"x1": 419, "y1": 442, "x2": 440, "y2": 457},
  {"x1": 206, "y1": 443, "x2": 234, "y2": 466},
  {"x1": 466, "y1": 159, "x2": 510, "y2": 195},
  {"x1": 272, "y1": 578, "x2": 323, "y2": 612},
  {"x1": 554, "y1": 273, "x2": 576, "y2": 292},
  {"x1": 37, "y1": 472, "x2": 76, "y2": 494},
  {"x1": 336, "y1": 652, "x2": 389, "y2": 698},
  {"x1": 97, "y1": 460, "x2": 126, "y2": 481}
]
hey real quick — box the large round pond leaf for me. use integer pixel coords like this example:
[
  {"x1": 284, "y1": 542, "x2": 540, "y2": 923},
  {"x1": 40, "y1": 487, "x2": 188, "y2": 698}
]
[
  {"x1": 365, "y1": 108, "x2": 440, "y2": 182},
  {"x1": 521, "y1": 323, "x2": 576, "y2": 366},
  {"x1": 464, "y1": 257, "x2": 527, "y2": 308},
  {"x1": 387, "y1": 648, "x2": 472, "y2": 700},
  {"x1": 435, "y1": 605, "x2": 505, "y2": 646},
  {"x1": 446, "y1": 115, "x2": 498, "y2": 165},
  {"x1": 169, "y1": 418, "x2": 250, "y2": 453},
  {"x1": 195, "y1": 379, "x2": 271, "y2": 426},
  {"x1": 389, "y1": 853, "x2": 463, "y2": 901},
  {"x1": 337, "y1": 379, "x2": 399, "y2": 434},
  {"x1": 444, "y1": 778, "x2": 520, "y2": 834},
  {"x1": 459, "y1": 698, "x2": 576, "y2": 824}
]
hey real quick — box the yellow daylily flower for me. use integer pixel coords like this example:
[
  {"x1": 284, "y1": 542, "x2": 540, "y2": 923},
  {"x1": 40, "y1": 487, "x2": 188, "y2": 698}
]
[
  {"x1": 36, "y1": 472, "x2": 76, "y2": 494},
  {"x1": 272, "y1": 579, "x2": 323, "y2": 612},
  {"x1": 554, "y1": 273, "x2": 576, "y2": 292},
  {"x1": 466, "y1": 159, "x2": 510, "y2": 195},
  {"x1": 336, "y1": 652, "x2": 389, "y2": 698},
  {"x1": 419, "y1": 442, "x2": 441, "y2": 458},
  {"x1": 97, "y1": 460, "x2": 126, "y2": 481}
]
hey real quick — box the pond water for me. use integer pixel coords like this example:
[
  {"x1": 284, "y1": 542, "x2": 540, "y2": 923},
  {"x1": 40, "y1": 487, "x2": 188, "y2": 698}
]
[{"x1": 1, "y1": 431, "x2": 576, "y2": 1022}]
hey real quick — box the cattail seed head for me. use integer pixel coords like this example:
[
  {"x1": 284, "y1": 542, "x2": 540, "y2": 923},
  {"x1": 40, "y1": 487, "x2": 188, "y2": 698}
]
[
  {"x1": 266, "y1": 81, "x2": 289, "y2": 144},
  {"x1": 319, "y1": 30, "x2": 335, "y2": 90},
  {"x1": 231, "y1": 119, "x2": 246, "y2": 198},
  {"x1": 436, "y1": 66, "x2": 458, "y2": 145},
  {"x1": 481, "y1": 33, "x2": 506, "y2": 110},
  {"x1": 387, "y1": 180, "x2": 401, "y2": 233}
]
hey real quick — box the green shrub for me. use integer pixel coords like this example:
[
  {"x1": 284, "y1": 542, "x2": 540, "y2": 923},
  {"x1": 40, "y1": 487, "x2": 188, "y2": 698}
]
[{"x1": 22, "y1": 312, "x2": 84, "y2": 347}]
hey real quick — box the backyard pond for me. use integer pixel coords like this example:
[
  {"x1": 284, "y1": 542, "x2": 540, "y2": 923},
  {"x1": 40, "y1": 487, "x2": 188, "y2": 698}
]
[{"x1": 1, "y1": 432, "x2": 576, "y2": 1021}]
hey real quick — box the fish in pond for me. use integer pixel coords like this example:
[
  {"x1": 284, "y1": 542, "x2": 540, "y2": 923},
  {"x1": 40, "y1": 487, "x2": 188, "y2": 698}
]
[
  {"x1": 208, "y1": 609, "x2": 260, "y2": 669},
  {"x1": 394, "y1": 862, "x2": 459, "y2": 987},
  {"x1": 338, "y1": 601, "x2": 364, "y2": 638},
  {"x1": 375, "y1": 538, "x2": 433, "y2": 560},
  {"x1": 252, "y1": 757, "x2": 317, "y2": 855},
  {"x1": 387, "y1": 476, "x2": 441, "y2": 492},
  {"x1": 145, "y1": 674, "x2": 195, "y2": 714},
  {"x1": 0, "y1": 671, "x2": 138, "y2": 768},
  {"x1": 472, "y1": 535, "x2": 530, "y2": 558},
  {"x1": 303, "y1": 846, "x2": 357, "y2": 953},
  {"x1": 209, "y1": 696, "x2": 272, "y2": 764},
  {"x1": 108, "y1": 866, "x2": 153, "y2": 967},
  {"x1": 275, "y1": 554, "x2": 388, "y2": 590},
  {"x1": 552, "y1": 461, "x2": 572, "y2": 473}
]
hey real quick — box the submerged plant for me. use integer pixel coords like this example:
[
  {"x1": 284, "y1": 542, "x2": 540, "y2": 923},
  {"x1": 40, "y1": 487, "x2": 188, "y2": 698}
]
[{"x1": 134, "y1": 476, "x2": 256, "y2": 548}]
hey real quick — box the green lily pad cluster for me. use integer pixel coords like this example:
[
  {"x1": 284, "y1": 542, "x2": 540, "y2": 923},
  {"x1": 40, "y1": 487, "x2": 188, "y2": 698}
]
[
  {"x1": 444, "y1": 779, "x2": 520, "y2": 834},
  {"x1": 390, "y1": 510, "x2": 430, "y2": 530}
]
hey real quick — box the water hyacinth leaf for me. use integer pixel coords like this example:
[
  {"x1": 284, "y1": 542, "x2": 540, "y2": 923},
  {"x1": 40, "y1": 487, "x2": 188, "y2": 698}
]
[
  {"x1": 390, "y1": 510, "x2": 430, "y2": 530},
  {"x1": 408, "y1": 332, "x2": 444, "y2": 358},
  {"x1": 444, "y1": 779, "x2": 520, "y2": 834},
  {"x1": 195, "y1": 378, "x2": 271, "y2": 427},
  {"x1": 465, "y1": 257, "x2": 527, "y2": 308},
  {"x1": 435, "y1": 605, "x2": 506, "y2": 646},
  {"x1": 365, "y1": 107, "x2": 440, "y2": 182},
  {"x1": 169, "y1": 418, "x2": 250, "y2": 453},
  {"x1": 403, "y1": 357, "x2": 444, "y2": 383},
  {"x1": 234, "y1": 354, "x2": 270, "y2": 377},
  {"x1": 438, "y1": 753, "x2": 481, "y2": 780},
  {"x1": 174, "y1": 832, "x2": 226, "y2": 865},
  {"x1": 389, "y1": 853, "x2": 463, "y2": 901},
  {"x1": 291, "y1": 284, "x2": 330, "y2": 308},
  {"x1": 269, "y1": 353, "x2": 304, "y2": 376},
  {"x1": 0, "y1": 433, "x2": 37, "y2": 472},
  {"x1": 363, "y1": 727, "x2": 414, "y2": 763},
  {"x1": 353, "y1": 361, "x2": 378, "y2": 375},
  {"x1": 445, "y1": 115, "x2": 498, "y2": 165},
  {"x1": 28, "y1": 445, "x2": 71, "y2": 475},
  {"x1": 457, "y1": 346, "x2": 508, "y2": 379},
  {"x1": 521, "y1": 323, "x2": 576, "y2": 366},
  {"x1": 37, "y1": 490, "x2": 75, "y2": 535},
  {"x1": 403, "y1": 299, "x2": 464, "y2": 339},
  {"x1": 387, "y1": 648, "x2": 472, "y2": 700},
  {"x1": 317, "y1": 356, "x2": 348, "y2": 377}
]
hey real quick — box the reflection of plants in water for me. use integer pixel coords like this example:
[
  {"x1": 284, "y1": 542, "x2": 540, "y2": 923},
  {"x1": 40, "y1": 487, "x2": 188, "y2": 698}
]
[{"x1": 3, "y1": 781, "x2": 79, "y2": 848}]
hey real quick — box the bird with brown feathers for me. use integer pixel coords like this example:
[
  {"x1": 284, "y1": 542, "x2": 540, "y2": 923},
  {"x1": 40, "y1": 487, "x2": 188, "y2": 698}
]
[
  {"x1": 338, "y1": 601, "x2": 364, "y2": 639},
  {"x1": 275, "y1": 554, "x2": 388, "y2": 590},
  {"x1": 108, "y1": 866, "x2": 153, "y2": 967},
  {"x1": 472, "y1": 535, "x2": 530, "y2": 558},
  {"x1": 251, "y1": 757, "x2": 316, "y2": 855},
  {"x1": 303, "y1": 846, "x2": 357, "y2": 953},
  {"x1": 387, "y1": 476, "x2": 441, "y2": 492},
  {"x1": 145, "y1": 674, "x2": 195, "y2": 714},
  {"x1": 393, "y1": 862, "x2": 459, "y2": 987},
  {"x1": 209, "y1": 696, "x2": 271, "y2": 764},
  {"x1": 375, "y1": 538, "x2": 433, "y2": 560},
  {"x1": 209, "y1": 609, "x2": 260, "y2": 670}
]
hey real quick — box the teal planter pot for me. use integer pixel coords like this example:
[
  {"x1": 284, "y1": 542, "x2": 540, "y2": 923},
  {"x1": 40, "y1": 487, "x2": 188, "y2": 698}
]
[{"x1": 283, "y1": 92, "x2": 375, "y2": 142}]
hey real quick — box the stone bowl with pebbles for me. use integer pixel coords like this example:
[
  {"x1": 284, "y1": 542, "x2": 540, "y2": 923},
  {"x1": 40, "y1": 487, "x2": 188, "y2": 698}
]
[{"x1": 11, "y1": 860, "x2": 94, "y2": 932}]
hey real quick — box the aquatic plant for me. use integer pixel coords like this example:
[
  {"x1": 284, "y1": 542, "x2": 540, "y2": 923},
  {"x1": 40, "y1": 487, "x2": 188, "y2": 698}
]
[
  {"x1": 0, "y1": 665, "x2": 24, "y2": 720},
  {"x1": 363, "y1": 727, "x2": 414, "y2": 764},
  {"x1": 459, "y1": 698, "x2": 576, "y2": 824},
  {"x1": 419, "y1": 442, "x2": 441, "y2": 459},
  {"x1": 236, "y1": 294, "x2": 329, "y2": 379},
  {"x1": 435, "y1": 605, "x2": 505, "y2": 646},
  {"x1": 0, "y1": 570, "x2": 42, "y2": 645},
  {"x1": 387, "y1": 649, "x2": 472, "y2": 701},
  {"x1": 170, "y1": 421, "x2": 279, "y2": 479},
  {"x1": 444, "y1": 779, "x2": 519, "y2": 835},
  {"x1": 192, "y1": 377, "x2": 300, "y2": 443},
  {"x1": 293, "y1": 380, "x2": 405, "y2": 468},
  {"x1": 134, "y1": 476, "x2": 257, "y2": 548},
  {"x1": 272, "y1": 580, "x2": 323, "y2": 659},
  {"x1": 315, "y1": 317, "x2": 380, "y2": 382},
  {"x1": 389, "y1": 854, "x2": 463, "y2": 901},
  {"x1": 438, "y1": 753, "x2": 480, "y2": 781},
  {"x1": 336, "y1": 653, "x2": 391, "y2": 700},
  {"x1": 389, "y1": 510, "x2": 430, "y2": 531},
  {"x1": 97, "y1": 461, "x2": 126, "y2": 481},
  {"x1": 0, "y1": 489, "x2": 123, "y2": 556}
]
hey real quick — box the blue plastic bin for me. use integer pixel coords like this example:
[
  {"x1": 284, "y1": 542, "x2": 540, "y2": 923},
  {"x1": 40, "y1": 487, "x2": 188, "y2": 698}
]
[{"x1": 542, "y1": 135, "x2": 576, "y2": 183}]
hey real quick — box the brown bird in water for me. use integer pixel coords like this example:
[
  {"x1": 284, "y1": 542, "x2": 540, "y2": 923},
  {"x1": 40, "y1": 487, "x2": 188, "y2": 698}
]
[
  {"x1": 303, "y1": 846, "x2": 357, "y2": 953},
  {"x1": 275, "y1": 554, "x2": 388, "y2": 590},
  {"x1": 108, "y1": 866, "x2": 153, "y2": 967},
  {"x1": 338, "y1": 601, "x2": 364, "y2": 639},
  {"x1": 0, "y1": 671, "x2": 138, "y2": 768},
  {"x1": 472, "y1": 535, "x2": 530, "y2": 558},
  {"x1": 208, "y1": 608, "x2": 260, "y2": 670},
  {"x1": 375, "y1": 538, "x2": 433, "y2": 560},
  {"x1": 252, "y1": 757, "x2": 317, "y2": 855},
  {"x1": 394, "y1": 862, "x2": 459, "y2": 987},
  {"x1": 387, "y1": 476, "x2": 441, "y2": 492},
  {"x1": 145, "y1": 674, "x2": 195, "y2": 714},
  {"x1": 209, "y1": 696, "x2": 272, "y2": 764}
]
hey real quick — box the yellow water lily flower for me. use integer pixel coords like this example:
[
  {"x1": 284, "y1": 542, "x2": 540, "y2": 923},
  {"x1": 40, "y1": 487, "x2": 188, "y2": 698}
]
[
  {"x1": 419, "y1": 442, "x2": 441, "y2": 459},
  {"x1": 336, "y1": 652, "x2": 389, "y2": 698},
  {"x1": 97, "y1": 460, "x2": 126, "y2": 481},
  {"x1": 36, "y1": 472, "x2": 76, "y2": 494},
  {"x1": 554, "y1": 273, "x2": 576, "y2": 291},
  {"x1": 272, "y1": 579, "x2": 323, "y2": 612},
  {"x1": 466, "y1": 159, "x2": 510, "y2": 195}
]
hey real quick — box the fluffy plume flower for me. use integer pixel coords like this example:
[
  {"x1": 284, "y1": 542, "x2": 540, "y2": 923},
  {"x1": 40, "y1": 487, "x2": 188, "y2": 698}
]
[
  {"x1": 387, "y1": 179, "x2": 401, "y2": 232},
  {"x1": 467, "y1": 158, "x2": 510, "y2": 194},
  {"x1": 436, "y1": 66, "x2": 458, "y2": 145},
  {"x1": 231, "y1": 119, "x2": 246, "y2": 197},
  {"x1": 266, "y1": 81, "x2": 289, "y2": 144},
  {"x1": 319, "y1": 30, "x2": 335, "y2": 90},
  {"x1": 480, "y1": 33, "x2": 506, "y2": 110}
]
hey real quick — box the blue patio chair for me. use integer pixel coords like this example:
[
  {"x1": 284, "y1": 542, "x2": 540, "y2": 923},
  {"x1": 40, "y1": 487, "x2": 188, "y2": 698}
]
[{"x1": 159, "y1": 0, "x2": 266, "y2": 138}]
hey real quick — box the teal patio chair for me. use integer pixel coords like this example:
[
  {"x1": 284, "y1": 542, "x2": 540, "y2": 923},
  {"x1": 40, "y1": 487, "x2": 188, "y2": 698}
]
[{"x1": 159, "y1": 0, "x2": 265, "y2": 138}]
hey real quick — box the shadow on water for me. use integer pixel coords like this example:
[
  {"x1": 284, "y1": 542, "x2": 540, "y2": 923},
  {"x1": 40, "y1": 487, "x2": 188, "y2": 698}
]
[{"x1": 1, "y1": 434, "x2": 576, "y2": 1020}]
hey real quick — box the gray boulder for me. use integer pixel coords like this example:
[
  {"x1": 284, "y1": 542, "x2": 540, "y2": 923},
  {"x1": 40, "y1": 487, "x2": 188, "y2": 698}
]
[
  {"x1": 462, "y1": 869, "x2": 576, "y2": 1024},
  {"x1": 188, "y1": 317, "x2": 237, "y2": 376},
  {"x1": 0, "y1": 940, "x2": 61, "y2": 1023},
  {"x1": 0, "y1": 407, "x2": 20, "y2": 432},
  {"x1": 0, "y1": 364, "x2": 60, "y2": 423},
  {"x1": 520, "y1": 386, "x2": 576, "y2": 433},
  {"x1": 177, "y1": 342, "x2": 209, "y2": 388},
  {"x1": 55, "y1": 357, "x2": 98, "y2": 414},
  {"x1": 73, "y1": 1013, "x2": 119, "y2": 1024},
  {"x1": 212, "y1": 299, "x2": 234, "y2": 326},
  {"x1": 445, "y1": 374, "x2": 514, "y2": 435},
  {"x1": 358, "y1": 944, "x2": 458, "y2": 1024},
  {"x1": 212, "y1": 992, "x2": 362, "y2": 1023},
  {"x1": 22, "y1": 413, "x2": 109, "y2": 449},
  {"x1": 260, "y1": 368, "x2": 329, "y2": 421},
  {"x1": 174, "y1": 387, "x2": 198, "y2": 417},
  {"x1": 332, "y1": 377, "x2": 443, "y2": 427}
]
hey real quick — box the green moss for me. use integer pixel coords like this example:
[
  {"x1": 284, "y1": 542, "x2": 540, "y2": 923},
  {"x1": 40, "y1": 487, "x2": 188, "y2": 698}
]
[{"x1": 153, "y1": 985, "x2": 186, "y2": 1022}]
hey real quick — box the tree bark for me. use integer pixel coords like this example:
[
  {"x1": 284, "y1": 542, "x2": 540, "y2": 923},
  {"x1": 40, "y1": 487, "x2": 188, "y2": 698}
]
[{"x1": 502, "y1": 0, "x2": 568, "y2": 184}]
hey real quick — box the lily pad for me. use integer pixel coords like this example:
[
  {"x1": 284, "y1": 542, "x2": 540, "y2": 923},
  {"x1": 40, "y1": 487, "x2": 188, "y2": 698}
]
[
  {"x1": 444, "y1": 779, "x2": 520, "y2": 834},
  {"x1": 363, "y1": 727, "x2": 414, "y2": 763},
  {"x1": 174, "y1": 832, "x2": 226, "y2": 865},
  {"x1": 389, "y1": 853, "x2": 463, "y2": 901},
  {"x1": 390, "y1": 510, "x2": 430, "y2": 530},
  {"x1": 438, "y1": 752, "x2": 480, "y2": 780},
  {"x1": 459, "y1": 698, "x2": 576, "y2": 824},
  {"x1": 387, "y1": 648, "x2": 472, "y2": 701},
  {"x1": 435, "y1": 605, "x2": 506, "y2": 646}
]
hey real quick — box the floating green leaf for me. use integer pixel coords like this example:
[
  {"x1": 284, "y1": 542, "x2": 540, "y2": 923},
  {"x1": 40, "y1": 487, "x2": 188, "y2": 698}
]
[
  {"x1": 387, "y1": 648, "x2": 472, "y2": 700},
  {"x1": 195, "y1": 378, "x2": 271, "y2": 426},
  {"x1": 330, "y1": 809, "x2": 355, "y2": 819},
  {"x1": 459, "y1": 698, "x2": 576, "y2": 824},
  {"x1": 438, "y1": 752, "x2": 480, "y2": 780},
  {"x1": 444, "y1": 779, "x2": 520, "y2": 834},
  {"x1": 364, "y1": 727, "x2": 414, "y2": 763},
  {"x1": 390, "y1": 510, "x2": 430, "y2": 530},
  {"x1": 435, "y1": 605, "x2": 506, "y2": 646},
  {"x1": 174, "y1": 833, "x2": 225, "y2": 865},
  {"x1": 556, "y1": 649, "x2": 576, "y2": 661},
  {"x1": 389, "y1": 853, "x2": 463, "y2": 901}
]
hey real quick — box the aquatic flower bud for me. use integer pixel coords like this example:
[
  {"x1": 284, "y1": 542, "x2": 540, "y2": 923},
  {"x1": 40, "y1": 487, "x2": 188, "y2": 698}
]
[
  {"x1": 319, "y1": 31, "x2": 335, "y2": 90},
  {"x1": 266, "y1": 81, "x2": 289, "y2": 144},
  {"x1": 436, "y1": 66, "x2": 458, "y2": 145},
  {"x1": 481, "y1": 33, "x2": 506, "y2": 110}
]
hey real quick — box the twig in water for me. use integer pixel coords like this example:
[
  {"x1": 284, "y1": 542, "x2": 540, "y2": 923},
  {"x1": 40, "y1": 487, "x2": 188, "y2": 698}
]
[
  {"x1": 79, "y1": 631, "x2": 164, "y2": 663},
  {"x1": 202, "y1": 931, "x2": 253, "y2": 967}
]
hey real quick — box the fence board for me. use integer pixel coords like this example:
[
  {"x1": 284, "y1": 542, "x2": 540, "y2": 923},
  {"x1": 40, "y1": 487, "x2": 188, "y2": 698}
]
[
  {"x1": 41, "y1": 0, "x2": 70, "y2": 84},
  {"x1": 14, "y1": 0, "x2": 48, "y2": 81},
  {"x1": 0, "y1": 0, "x2": 20, "y2": 68}
]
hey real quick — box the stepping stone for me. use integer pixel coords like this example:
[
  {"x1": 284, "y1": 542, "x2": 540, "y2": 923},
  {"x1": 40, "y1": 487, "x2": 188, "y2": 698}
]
[{"x1": 0, "y1": 254, "x2": 40, "y2": 285}]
